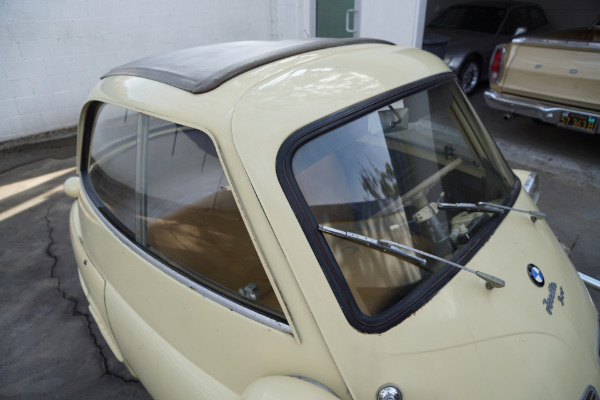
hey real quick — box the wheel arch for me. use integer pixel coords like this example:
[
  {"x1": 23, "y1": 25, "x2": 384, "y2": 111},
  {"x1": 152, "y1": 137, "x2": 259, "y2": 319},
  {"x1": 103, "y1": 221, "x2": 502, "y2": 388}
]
[{"x1": 241, "y1": 376, "x2": 341, "y2": 400}]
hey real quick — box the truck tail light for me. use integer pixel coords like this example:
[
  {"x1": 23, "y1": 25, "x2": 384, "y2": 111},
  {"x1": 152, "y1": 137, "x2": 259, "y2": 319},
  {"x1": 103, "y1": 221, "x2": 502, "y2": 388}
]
[{"x1": 490, "y1": 45, "x2": 506, "y2": 84}]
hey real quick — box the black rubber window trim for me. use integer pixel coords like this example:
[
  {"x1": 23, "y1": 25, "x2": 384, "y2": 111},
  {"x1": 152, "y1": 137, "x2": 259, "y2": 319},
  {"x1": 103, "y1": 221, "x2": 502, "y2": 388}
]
[
  {"x1": 102, "y1": 38, "x2": 393, "y2": 94},
  {"x1": 276, "y1": 73, "x2": 520, "y2": 333}
]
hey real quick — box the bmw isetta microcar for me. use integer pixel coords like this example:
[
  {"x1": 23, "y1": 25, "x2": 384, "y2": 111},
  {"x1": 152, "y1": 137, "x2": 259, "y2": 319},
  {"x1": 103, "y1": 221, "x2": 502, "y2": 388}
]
[{"x1": 64, "y1": 38, "x2": 600, "y2": 399}]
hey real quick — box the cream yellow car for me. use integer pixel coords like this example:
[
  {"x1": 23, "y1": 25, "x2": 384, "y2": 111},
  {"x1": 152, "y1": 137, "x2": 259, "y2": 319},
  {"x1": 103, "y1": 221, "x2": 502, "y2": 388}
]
[{"x1": 64, "y1": 38, "x2": 600, "y2": 399}]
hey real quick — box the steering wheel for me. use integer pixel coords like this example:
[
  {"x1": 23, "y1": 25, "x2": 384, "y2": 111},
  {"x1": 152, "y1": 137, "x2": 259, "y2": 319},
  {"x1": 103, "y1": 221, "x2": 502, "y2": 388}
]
[
  {"x1": 401, "y1": 157, "x2": 462, "y2": 205},
  {"x1": 374, "y1": 157, "x2": 463, "y2": 218}
]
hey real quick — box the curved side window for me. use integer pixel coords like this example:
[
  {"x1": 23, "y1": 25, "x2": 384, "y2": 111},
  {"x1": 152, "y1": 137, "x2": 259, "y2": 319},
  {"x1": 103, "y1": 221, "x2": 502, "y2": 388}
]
[
  {"x1": 88, "y1": 105, "x2": 138, "y2": 233},
  {"x1": 86, "y1": 103, "x2": 284, "y2": 320}
]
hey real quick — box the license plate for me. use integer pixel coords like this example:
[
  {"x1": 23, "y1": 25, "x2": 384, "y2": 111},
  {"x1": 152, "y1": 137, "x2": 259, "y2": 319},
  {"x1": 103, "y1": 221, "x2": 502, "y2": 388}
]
[{"x1": 559, "y1": 112, "x2": 598, "y2": 133}]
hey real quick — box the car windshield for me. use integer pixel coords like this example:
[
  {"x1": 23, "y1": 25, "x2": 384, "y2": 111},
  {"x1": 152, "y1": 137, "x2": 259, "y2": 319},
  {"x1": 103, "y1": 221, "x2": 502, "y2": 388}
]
[
  {"x1": 430, "y1": 6, "x2": 506, "y2": 34},
  {"x1": 291, "y1": 79, "x2": 515, "y2": 317}
]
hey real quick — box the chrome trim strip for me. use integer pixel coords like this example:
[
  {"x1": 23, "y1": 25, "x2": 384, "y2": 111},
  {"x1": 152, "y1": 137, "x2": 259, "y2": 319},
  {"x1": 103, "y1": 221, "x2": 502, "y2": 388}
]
[
  {"x1": 579, "y1": 384, "x2": 599, "y2": 400},
  {"x1": 597, "y1": 315, "x2": 600, "y2": 369},
  {"x1": 290, "y1": 376, "x2": 339, "y2": 397},
  {"x1": 484, "y1": 90, "x2": 600, "y2": 134},
  {"x1": 513, "y1": 36, "x2": 600, "y2": 50},
  {"x1": 135, "y1": 113, "x2": 149, "y2": 244},
  {"x1": 579, "y1": 272, "x2": 600, "y2": 293},
  {"x1": 80, "y1": 189, "x2": 293, "y2": 335}
]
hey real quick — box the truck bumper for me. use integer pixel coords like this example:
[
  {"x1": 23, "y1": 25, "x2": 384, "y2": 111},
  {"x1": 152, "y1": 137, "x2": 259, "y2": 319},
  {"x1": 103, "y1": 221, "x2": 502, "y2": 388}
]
[
  {"x1": 580, "y1": 272, "x2": 600, "y2": 293},
  {"x1": 484, "y1": 90, "x2": 600, "y2": 134}
]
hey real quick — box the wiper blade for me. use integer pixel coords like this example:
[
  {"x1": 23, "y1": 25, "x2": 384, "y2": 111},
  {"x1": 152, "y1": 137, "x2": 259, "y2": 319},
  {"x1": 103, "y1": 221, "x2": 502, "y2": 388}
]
[
  {"x1": 437, "y1": 202, "x2": 504, "y2": 214},
  {"x1": 437, "y1": 201, "x2": 546, "y2": 221},
  {"x1": 319, "y1": 225, "x2": 505, "y2": 289},
  {"x1": 318, "y1": 225, "x2": 427, "y2": 267},
  {"x1": 477, "y1": 202, "x2": 546, "y2": 220}
]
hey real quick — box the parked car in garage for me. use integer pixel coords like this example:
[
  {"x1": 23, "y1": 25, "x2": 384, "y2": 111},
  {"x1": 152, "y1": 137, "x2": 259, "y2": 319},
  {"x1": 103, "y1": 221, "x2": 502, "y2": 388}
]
[
  {"x1": 64, "y1": 38, "x2": 600, "y2": 399},
  {"x1": 485, "y1": 15, "x2": 600, "y2": 134},
  {"x1": 423, "y1": 1, "x2": 548, "y2": 95}
]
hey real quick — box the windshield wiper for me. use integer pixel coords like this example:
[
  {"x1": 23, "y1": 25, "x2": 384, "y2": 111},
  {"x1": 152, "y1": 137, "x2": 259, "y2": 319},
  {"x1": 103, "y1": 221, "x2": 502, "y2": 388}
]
[
  {"x1": 318, "y1": 225, "x2": 428, "y2": 267},
  {"x1": 437, "y1": 202, "x2": 503, "y2": 214},
  {"x1": 437, "y1": 201, "x2": 546, "y2": 221},
  {"x1": 319, "y1": 224, "x2": 505, "y2": 290}
]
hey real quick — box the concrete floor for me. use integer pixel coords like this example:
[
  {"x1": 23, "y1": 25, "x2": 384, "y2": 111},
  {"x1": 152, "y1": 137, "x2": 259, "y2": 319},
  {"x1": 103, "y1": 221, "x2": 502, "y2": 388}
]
[
  {"x1": 0, "y1": 155, "x2": 151, "y2": 398},
  {"x1": 0, "y1": 86, "x2": 599, "y2": 398}
]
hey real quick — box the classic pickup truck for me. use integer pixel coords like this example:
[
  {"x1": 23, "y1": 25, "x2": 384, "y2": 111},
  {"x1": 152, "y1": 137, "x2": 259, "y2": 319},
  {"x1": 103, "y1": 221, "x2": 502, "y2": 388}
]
[{"x1": 484, "y1": 16, "x2": 600, "y2": 134}]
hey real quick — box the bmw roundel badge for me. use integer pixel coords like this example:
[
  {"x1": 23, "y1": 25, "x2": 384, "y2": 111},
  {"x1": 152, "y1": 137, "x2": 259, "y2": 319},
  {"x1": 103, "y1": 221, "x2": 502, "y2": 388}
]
[{"x1": 527, "y1": 264, "x2": 545, "y2": 287}]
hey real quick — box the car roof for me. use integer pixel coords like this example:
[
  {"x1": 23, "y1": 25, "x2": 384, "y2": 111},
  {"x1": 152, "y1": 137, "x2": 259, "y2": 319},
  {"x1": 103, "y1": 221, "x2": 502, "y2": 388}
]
[
  {"x1": 90, "y1": 40, "x2": 451, "y2": 166},
  {"x1": 102, "y1": 38, "x2": 392, "y2": 94}
]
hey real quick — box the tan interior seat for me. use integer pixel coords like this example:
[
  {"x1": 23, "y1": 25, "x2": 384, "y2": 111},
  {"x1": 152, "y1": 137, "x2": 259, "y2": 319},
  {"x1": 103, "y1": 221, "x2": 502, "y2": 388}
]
[{"x1": 146, "y1": 191, "x2": 281, "y2": 312}]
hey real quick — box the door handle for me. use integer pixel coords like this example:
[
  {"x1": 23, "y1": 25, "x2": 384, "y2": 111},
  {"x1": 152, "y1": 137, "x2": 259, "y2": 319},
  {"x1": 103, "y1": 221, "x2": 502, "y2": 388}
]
[{"x1": 345, "y1": 8, "x2": 358, "y2": 33}]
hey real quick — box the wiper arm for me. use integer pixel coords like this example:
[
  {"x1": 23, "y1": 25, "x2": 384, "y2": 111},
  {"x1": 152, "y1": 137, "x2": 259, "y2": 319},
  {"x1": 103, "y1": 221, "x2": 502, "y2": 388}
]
[
  {"x1": 318, "y1": 225, "x2": 427, "y2": 267},
  {"x1": 477, "y1": 202, "x2": 546, "y2": 221},
  {"x1": 437, "y1": 201, "x2": 546, "y2": 221},
  {"x1": 319, "y1": 225, "x2": 505, "y2": 290},
  {"x1": 437, "y1": 202, "x2": 503, "y2": 214}
]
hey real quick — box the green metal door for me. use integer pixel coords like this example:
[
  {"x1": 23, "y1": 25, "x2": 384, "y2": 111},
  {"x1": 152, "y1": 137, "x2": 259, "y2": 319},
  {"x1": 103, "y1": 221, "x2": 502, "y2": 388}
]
[{"x1": 316, "y1": 0, "x2": 356, "y2": 38}]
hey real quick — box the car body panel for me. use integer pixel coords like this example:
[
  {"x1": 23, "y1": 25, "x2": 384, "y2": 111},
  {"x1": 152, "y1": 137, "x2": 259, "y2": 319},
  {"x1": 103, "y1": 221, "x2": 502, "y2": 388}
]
[
  {"x1": 105, "y1": 280, "x2": 238, "y2": 400},
  {"x1": 502, "y1": 43, "x2": 600, "y2": 111},
  {"x1": 241, "y1": 149, "x2": 600, "y2": 398},
  {"x1": 231, "y1": 45, "x2": 599, "y2": 398},
  {"x1": 72, "y1": 45, "x2": 384, "y2": 398},
  {"x1": 73, "y1": 161, "x2": 349, "y2": 398},
  {"x1": 69, "y1": 201, "x2": 124, "y2": 363}
]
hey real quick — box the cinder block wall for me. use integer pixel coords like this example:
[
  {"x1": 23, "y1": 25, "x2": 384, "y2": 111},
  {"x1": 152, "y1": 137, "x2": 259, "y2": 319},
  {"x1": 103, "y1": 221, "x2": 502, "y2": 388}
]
[{"x1": 0, "y1": 0, "x2": 308, "y2": 143}]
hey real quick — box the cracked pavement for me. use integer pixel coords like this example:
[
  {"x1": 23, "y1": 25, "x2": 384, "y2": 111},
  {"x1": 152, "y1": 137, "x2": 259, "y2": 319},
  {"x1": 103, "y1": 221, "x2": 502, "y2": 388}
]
[
  {"x1": 0, "y1": 87, "x2": 598, "y2": 398},
  {"x1": 0, "y1": 156, "x2": 151, "y2": 399}
]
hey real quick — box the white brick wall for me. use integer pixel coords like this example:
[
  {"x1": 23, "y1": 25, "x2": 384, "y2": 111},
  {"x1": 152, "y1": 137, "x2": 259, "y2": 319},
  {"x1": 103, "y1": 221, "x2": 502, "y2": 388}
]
[{"x1": 0, "y1": 0, "x2": 309, "y2": 142}]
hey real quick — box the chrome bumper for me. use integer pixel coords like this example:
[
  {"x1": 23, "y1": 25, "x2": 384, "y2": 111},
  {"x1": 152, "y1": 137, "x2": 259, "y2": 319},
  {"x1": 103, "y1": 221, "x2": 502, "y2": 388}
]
[
  {"x1": 484, "y1": 90, "x2": 600, "y2": 134},
  {"x1": 580, "y1": 272, "x2": 600, "y2": 293}
]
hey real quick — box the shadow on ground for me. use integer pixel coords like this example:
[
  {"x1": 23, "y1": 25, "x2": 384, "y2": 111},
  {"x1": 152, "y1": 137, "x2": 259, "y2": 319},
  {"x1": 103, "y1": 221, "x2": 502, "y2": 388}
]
[{"x1": 0, "y1": 156, "x2": 151, "y2": 399}]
